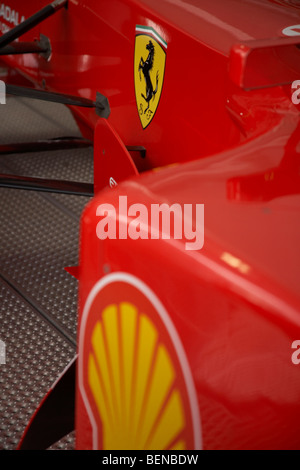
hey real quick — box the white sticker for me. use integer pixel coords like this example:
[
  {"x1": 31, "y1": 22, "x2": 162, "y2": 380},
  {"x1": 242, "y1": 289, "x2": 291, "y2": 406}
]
[
  {"x1": 282, "y1": 25, "x2": 300, "y2": 37},
  {"x1": 109, "y1": 177, "x2": 117, "y2": 188}
]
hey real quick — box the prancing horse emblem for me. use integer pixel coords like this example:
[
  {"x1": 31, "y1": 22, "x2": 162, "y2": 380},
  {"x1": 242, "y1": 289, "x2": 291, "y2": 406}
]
[
  {"x1": 134, "y1": 25, "x2": 167, "y2": 129},
  {"x1": 139, "y1": 40, "x2": 159, "y2": 115}
]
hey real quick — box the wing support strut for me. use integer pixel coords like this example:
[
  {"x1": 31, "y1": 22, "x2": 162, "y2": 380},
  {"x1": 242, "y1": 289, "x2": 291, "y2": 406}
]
[
  {"x1": 0, "y1": 0, "x2": 68, "y2": 49},
  {"x1": 6, "y1": 85, "x2": 110, "y2": 118},
  {"x1": 0, "y1": 173, "x2": 94, "y2": 196}
]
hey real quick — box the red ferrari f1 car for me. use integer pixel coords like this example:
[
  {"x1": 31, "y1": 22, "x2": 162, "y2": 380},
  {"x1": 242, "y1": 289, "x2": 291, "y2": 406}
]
[{"x1": 0, "y1": 0, "x2": 300, "y2": 450}]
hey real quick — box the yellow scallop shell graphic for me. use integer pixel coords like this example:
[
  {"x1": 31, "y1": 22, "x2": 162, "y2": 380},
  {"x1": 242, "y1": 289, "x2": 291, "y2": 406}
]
[
  {"x1": 88, "y1": 302, "x2": 186, "y2": 450},
  {"x1": 79, "y1": 274, "x2": 201, "y2": 450}
]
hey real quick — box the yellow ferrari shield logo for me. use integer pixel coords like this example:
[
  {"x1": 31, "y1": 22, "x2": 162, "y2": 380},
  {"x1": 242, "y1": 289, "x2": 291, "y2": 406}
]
[{"x1": 134, "y1": 25, "x2": 167, "y2": 129}]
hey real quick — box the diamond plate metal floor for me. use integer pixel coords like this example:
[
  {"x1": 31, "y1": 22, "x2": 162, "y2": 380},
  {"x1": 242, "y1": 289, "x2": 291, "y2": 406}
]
[{"x1": 0, "y1": 95, "x2": 94, "y2": 449}]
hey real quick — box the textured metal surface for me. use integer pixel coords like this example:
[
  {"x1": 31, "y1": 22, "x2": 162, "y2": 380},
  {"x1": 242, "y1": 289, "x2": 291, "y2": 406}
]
[
  {"x1": 0, "y1": 188, "x2": 81, "y2": 342},
  {"x1": 0, "y1": 92, "x2": 93, "y2": 449},
  {"x1": 0, "y1": 280, "x2": 75, "y2": 449},
  {"x1": 49, "y1": 432, "x2": 76, "y2": 450}
]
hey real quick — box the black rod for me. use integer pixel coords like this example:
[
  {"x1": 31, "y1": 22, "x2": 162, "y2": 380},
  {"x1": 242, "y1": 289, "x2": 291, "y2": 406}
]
[
  {"x1": 6, "y1": 84, "x2": 97, "y2": 108},
  {"x1": 5, "y1": 84, "x2": 110, "y2": 117},
  {"x1": 0, "y1": 0, "x2": 68, "y2": 49},
  {"x1": 0, "y1": 138, "x2": 92, "y2": 155},
  {"x1": 0, "y1": 173, "x2": 94, "y2": 196},
  {"x1": 0, "y1": 41, "x2": 47, "y2": 55}
]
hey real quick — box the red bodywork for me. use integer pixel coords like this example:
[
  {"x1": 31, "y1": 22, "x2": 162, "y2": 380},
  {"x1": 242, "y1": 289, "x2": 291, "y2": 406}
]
[{"x1": 1, "y1": 0, "x2": 300, "y2": 450}]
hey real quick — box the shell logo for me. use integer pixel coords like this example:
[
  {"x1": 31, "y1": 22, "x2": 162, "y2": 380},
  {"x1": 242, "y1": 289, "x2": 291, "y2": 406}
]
[{"x1": 78, "y1": 273, "x2": 202, "y2": 450}]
